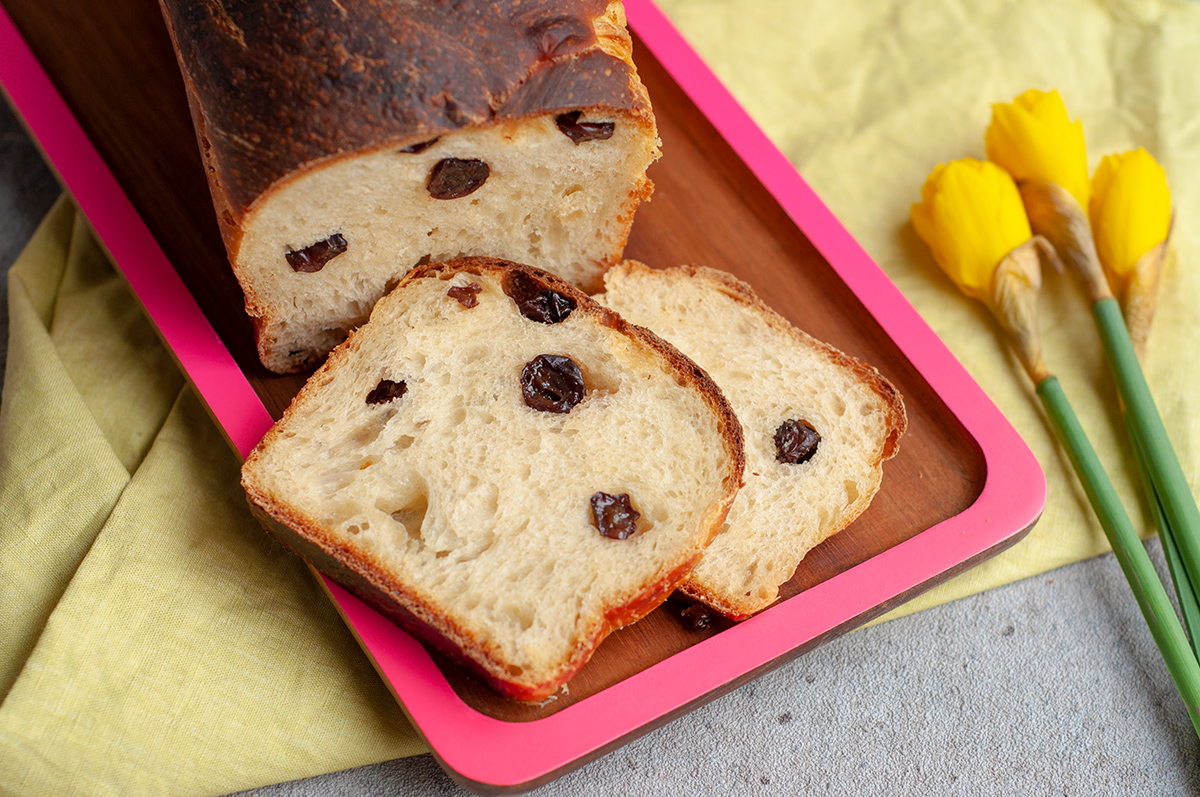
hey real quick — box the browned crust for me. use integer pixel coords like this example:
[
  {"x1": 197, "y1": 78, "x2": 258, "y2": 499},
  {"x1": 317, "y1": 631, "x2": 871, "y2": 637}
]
[
  {"x1": 608, "y1": 261, "x2": 908, "y2": 620},
  {"x1": 242, "y1": 257, "x2": 744, "y2": 700},
  {"x1": 156, "y1": 0, "x2": 655, "y2": 255}
]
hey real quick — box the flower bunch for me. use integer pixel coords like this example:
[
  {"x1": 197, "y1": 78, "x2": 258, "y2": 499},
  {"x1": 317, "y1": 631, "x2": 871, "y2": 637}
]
[{"x1": 912, "y1": 89, "x2": 1200, "y2": 739}]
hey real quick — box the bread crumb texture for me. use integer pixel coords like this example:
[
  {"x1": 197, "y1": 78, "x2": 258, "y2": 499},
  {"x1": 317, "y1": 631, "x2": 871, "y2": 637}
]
[{"x1": 245, "y1": 116, "x2": 658, "y2": 372}]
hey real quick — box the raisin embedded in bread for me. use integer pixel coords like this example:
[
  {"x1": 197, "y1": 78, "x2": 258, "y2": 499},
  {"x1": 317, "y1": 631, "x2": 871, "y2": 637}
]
[
  {"x1": 157, "y1": 0, "x2": 661, "y2": 373},
  {"x1": 241, "y1": 258, "x2": 744, "y2": 700},
  {"x1": 597, "y1": 262, "x2": 907, "y2": 619}
]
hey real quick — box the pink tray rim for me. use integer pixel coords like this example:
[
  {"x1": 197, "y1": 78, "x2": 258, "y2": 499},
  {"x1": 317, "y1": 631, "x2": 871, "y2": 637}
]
[{"x1": 0, "y1": 0, "x2": 1045, "y2": 789}]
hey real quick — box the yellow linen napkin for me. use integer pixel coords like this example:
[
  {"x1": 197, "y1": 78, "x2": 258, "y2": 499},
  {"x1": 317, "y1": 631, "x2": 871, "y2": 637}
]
[
  {"x1": 0, "y1": 198, "x2": 426, "y2": 797},
  {"x1": 654, "y1": 0, "x2": 1200, "y2": 620}
]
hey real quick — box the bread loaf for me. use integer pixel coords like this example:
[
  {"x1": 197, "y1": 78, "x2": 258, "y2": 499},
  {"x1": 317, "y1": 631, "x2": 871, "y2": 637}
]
[
  {"x1": 157, "y1": 0, "x2": 660, "y2": 373},
  {"x1": 241, "y1": 257, "x2": 743, "y2": 700},
  {"x1": 597, "y1": 262, "x2": 906, "y2": 619}
]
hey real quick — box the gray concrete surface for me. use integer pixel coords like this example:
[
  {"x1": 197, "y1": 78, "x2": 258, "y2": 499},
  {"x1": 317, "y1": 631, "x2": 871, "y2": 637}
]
[{"x1": 2, "y1": 97, "x2": 1195, "y2": 796}]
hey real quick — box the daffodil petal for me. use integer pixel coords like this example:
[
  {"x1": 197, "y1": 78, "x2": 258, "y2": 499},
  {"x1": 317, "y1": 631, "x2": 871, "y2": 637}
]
[
  {"x1": 911, "y1": 159, "x2": 1032, "y2": 301},
  {"x1": 985, "y1": 89, "x2": 1091, "y2": 209},
  {"x1": 1090, "y1": 149, "x2": 1171, "y2": 281}
]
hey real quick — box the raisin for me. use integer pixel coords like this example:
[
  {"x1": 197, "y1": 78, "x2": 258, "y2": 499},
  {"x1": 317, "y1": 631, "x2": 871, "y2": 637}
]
[
  {"x1": 556, "y1": 111, "x2": 615, "y2": 144},
  {"x1": 520, "y1": 354, "x2": 585, "y2": 413},
  {"x1": 520, "y1": 290, "x2": 575, "y2": 323},
  {"x1": 774, "y1": 419, "x2": 821, "y2": 464},
  {"x1": 590, "y1": 492, "x2": 640, "y2": 540},
  {"x1": 502, "y1": 270, "x2": 576, "y2": 323},
  {"x1": 447, "y1": 282, "x2": 482, "y2": 307},
  {"x1": 285, "y1": 233, "x2": 348, "y2": 273},
  {"x1": 366, "y1": 379, "x2": 407, "y2": 405},
  {"x1": 427, "y1": 158, "x2": 489, "y2": 199},
  {"x1": 681, "y1": 603, "x2": 714, "y2": 631},
  {"x1": 399, "y1": 138, "x2": 438, "y2": 154}
]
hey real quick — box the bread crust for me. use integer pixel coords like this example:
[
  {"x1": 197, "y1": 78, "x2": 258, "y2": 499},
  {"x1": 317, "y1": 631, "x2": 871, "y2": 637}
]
[
  {"x1": 156, "y1": 0, "x2": 655, "y2": 256},
  {"x1": 242, "y1": 257, "x2": 744, "y2": 700}
]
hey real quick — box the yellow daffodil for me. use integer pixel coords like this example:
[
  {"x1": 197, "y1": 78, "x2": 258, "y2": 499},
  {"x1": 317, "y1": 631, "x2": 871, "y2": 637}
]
[
  {"x1": 911, "y1": 159, "x2": 1032, "y2": 302},
  {"x1": 985, "y1": 89, "x2": 1091, "y2": 210},
  {"x1": 1089, "y1": 149, "x2": 1172, "y2": 355},
  {"x1": 987, "y1": 89, "x2": 1110, "y2": 303},
  {"x1": 1091, "y1": 148, "x2": 1171, "y2": 279},
  {"x1": 912, "y1": 158, "x2": 1055, "y2": 382}
]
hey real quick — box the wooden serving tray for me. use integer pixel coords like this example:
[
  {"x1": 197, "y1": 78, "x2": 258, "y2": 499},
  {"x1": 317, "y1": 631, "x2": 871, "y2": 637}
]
[{"x1": 0, "y1": 0, "x2": 1045, "y2": 791}]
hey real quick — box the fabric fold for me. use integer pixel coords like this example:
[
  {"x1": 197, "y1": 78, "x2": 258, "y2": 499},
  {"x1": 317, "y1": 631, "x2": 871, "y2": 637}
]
[
  {"x1": 0, "y1": 199, "x2": 131, "y2": 698},
  {"x1": 0, "y1": 199, "x2": 425, "y2": 797}
]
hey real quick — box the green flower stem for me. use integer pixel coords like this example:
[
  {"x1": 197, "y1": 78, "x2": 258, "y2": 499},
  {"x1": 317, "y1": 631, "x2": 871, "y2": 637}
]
[
  {"x1": 1127, "y1": 412, "x2": 1200, "y2": 659},
  {"x1": 1037, "y1": 377, "x2": 1200, "y2": 737},
  {"x1": 1092, "y1": 298, "x2": 1200, "y2": 616}
]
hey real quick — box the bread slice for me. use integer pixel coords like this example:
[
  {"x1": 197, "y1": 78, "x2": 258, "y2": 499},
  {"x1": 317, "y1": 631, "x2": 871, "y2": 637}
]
[
  {"x1": 597, "y1": 262, "x2": 906, "y2": 619},
  {"x1": 241, "y1": 257, "x2": 744, "y2": 700},
  {"x1": 158, "y1": 0, "x2": 660, "y2": 373}
]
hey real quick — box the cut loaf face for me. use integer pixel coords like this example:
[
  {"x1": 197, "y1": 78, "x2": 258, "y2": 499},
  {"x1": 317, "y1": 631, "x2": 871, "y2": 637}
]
[
  {"x1": 158, "y1": 0, "x2": 660, "y2": 373},
  {"x1": 598, "y1": 262, "x2": 907, "y2": 619},
  {"x1": 241, "y1": 258, "x2": 744, "y2": 700}
]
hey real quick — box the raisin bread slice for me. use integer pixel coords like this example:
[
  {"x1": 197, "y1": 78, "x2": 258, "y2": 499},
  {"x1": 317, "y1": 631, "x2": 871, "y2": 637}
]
[
  {"x1": 241, "y1": 257, "x2": 744, "y2": 700},
  {"x1": 158, "y1": 0, "x2": 660, "y2": 373},
  {"x1": 597, "y1": 262, "x2": 906, "y2": 619}
]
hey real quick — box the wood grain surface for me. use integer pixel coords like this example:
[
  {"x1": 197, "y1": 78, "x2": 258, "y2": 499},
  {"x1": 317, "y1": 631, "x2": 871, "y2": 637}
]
[{"x1": 4, "y1": 0, "x2": 988, "y2": 723}]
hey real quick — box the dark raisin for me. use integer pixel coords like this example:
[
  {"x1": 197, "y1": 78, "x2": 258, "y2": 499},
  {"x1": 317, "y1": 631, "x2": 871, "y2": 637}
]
[
  {"x1": 502, "y1": 270, "x2": 576, "y2": 323},
  {"x1": 556, "y1": 111, "x2": 615, "y2": 144},
  {"x1": 521, "y1": 354, "x2": 585, "y2": 413},
  {"x1": 681, "y1": 603, "x2": 714, "y2": 631},
  {"x1": 520, "y1": 290, "x2": 575, "y2": 323},
  {"x1": 427, "y1": 158, "x2": 489, "y2": 199},
  {"x1": 366, "y1": 379, "x2": 407, "y2": 405},
  {"x1": 399, "y1": 138, "x2": 438, "y2": 154},
  {"x1": 285, "y1": 233, "x2": 348, "y2": 273},
  {"x1": 590, "y1": 492, "x2": 640, "y2": 540},
  {"x1": 774, "y1": 419, "x2": 821, "y2": 464},
  {"x1": 447, "y1": 282, "x2": 482, "y2": 308}
]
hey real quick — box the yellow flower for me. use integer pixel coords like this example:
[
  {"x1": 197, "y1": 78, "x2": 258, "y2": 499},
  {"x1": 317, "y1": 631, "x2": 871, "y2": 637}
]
[
  {"x1": 985, "y1": 89, "x2": 1091, "y2": 210},
  {"x1": 913, "y1": 158, "x2": 1055, "y2": 383},
  {"x1": 1089, "y1": 148, "x2": 1172, "y2": 356},
  {"x1": 1090, "y1": 148, "x2": 1170, "y2": 282},
  {"x1": 911, "y1": 159, "x2": 1032, "y2": 302}
]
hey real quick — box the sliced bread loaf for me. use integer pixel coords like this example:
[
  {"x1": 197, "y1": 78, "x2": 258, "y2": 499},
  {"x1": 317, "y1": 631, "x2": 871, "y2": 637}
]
[
  {"x1": 158, "y1": 0, "x2": 660, "y2": 373},
  {"x1": 597, "y1": 262, "x2": 906, "y2": 619},
  {"x1": 241, "y1": 257, "x2": 744, "y2": 700}
]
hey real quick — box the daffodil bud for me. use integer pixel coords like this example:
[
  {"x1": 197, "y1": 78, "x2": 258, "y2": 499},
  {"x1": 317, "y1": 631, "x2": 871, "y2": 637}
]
[
  {"x1": 910, "y1": 159, "x2": 1033, "y2": 303},
  {"x1": 985, "y1": 89, "x2": 1091, "y2": 211},
  {"x1": 986, "y1": 90, "x2": 1109, "y2": 303},
  {"x1": 1089, "y1": 148, "x2": 1172, "y2": 356},
  {"x1": 912, "y1": 159, "x2": 1052, "y2": 383},
  {"x1": 1018, "y1": 179, "x2": 1110, "y2": 302}
]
